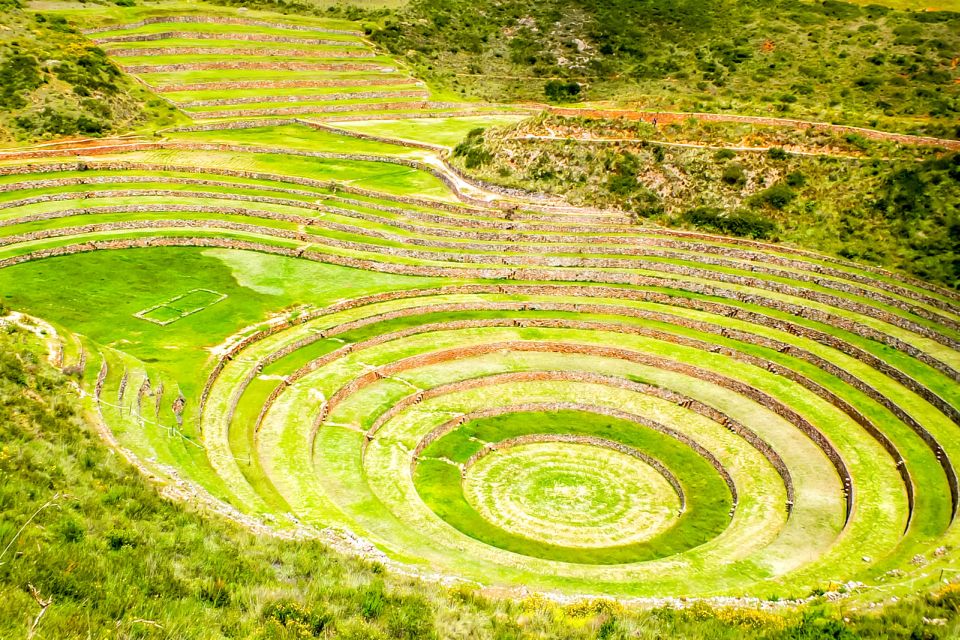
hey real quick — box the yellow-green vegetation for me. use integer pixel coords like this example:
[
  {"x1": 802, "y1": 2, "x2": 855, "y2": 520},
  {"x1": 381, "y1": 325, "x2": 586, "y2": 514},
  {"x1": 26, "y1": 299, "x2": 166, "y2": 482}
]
[
  {"x1": 0, "y1": 0, "x2": 181, "y2": 142},
  {"x1": 2, "y1": 137, "x2": 960, "y2": 597},
  {"x1": 448, "y1": 114, "x2": 960, "y2": 287},
  {"x1": 2, "y1": 1, "x2": 960, "y2": 637},
  {"x1": 371, "y1": 0, "x2": 960, "y2": 138},
  {"x1": 85, "y1": 12, "x2": 431, "y2": 122},
  {"x1": 4, "y1": 303, "x2": 960, "y2": 637}
]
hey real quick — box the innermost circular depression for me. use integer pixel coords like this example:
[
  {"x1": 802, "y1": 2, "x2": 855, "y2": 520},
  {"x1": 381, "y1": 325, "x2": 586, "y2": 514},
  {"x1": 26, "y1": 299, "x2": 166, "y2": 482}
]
[{"x1": 462, "y1": 441, "x2": 681, "y2": 549}]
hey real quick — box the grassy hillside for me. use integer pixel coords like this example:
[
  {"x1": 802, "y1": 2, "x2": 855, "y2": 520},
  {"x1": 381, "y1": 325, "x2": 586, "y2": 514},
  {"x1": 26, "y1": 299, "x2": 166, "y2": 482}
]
[
  {"x1": 1, "y1": 317, "x2": 959, "y2": 638},
  {"x1": 448, "y1": 114, "x2": 960, "y2": 287},
  {"x1": 4, "y1": 1, "x2": 960, "y2": 637},
  {"x1": 0, "y1": 0, "x2": 182, "y2": 143},
  {"x1": 371, "y1": 0, "x2": 960, "y2": 137}
]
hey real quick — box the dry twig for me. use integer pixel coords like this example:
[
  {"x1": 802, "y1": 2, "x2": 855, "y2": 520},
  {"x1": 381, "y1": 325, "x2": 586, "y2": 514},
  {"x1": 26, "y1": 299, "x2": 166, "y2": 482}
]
[{"x1": 26, "y1": 583, "x2": 52, "y2": 640}]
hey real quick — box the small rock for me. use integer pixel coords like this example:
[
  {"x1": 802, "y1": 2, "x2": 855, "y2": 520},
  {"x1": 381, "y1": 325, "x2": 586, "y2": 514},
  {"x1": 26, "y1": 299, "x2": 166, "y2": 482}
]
[
  {"x1": 923, "y1": 618, "x2": 947, "y2": 626},
  {"x1": 935, "y1": 546, "x2": 948, "y2": 557},
  {"x1": 862, "y1": 556, "x2": 872, "y2": 562},
  {"x1": 912, "y1": 554, "x2": 927, "y2": 566}
]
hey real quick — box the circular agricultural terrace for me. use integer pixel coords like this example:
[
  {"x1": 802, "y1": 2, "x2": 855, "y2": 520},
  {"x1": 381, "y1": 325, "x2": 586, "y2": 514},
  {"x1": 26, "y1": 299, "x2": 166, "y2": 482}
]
[{"x1": 2, "y1": 147, "x2": 959, "y2": 599}]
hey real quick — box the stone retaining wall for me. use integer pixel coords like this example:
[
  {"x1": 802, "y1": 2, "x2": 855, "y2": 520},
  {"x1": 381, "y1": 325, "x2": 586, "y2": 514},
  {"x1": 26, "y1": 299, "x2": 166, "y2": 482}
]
[
  {"x1": 83, "y1": 15, "x2": 363, "y2": 36},
  {"x1": 122, "y1": 61, "x2": 392, "y2": 73},
  {"x1": 184, "y1": 282, "x2": 960, "y2": 452},
  {"x1": 319, "y1": 110, "x2": 537, "y2": 124},
  {"x1": 95, "y1": 357, "x2": 108, "y2": 400},
  {"x1": 314, "y1": 337, "x2": 853, "y2": 521},
  {"x1": 0, "y1": 142, "x2": 476, "y2": 202},
  {"x1": 300, "y1": 296, "x2": 946, "y2": 502},
  {"x1": 234, "y1": 292, "x2": 960, "y2": 509},
  {"x1": 179, "y1": 90, "x2": 428, "y2": 108},
  {"x1": 7, "y1": 194, "x2": 953, "y2": 356},
  {"x1": 157, "y1": 77, "x2": 421, "y2": 92},
  {"x1": 325, "y1": 315, "x2": 904, "y2": 515},
  {"x1": 95, "y1": 31, "x2": 366, "y2": 46},
  {"x1": 188, "y1": 100, "x2": 434, "y2": 119},
  {"x1": 5, "y1": 172, "x2": 950, "y2": 318},
  {"x1": 3, "y1": 140, "x2": 956, "y2": 308},
  {"x1": 302, "y1": 121, "x2": 449, "y2": 152},
  {"x1": 4, "y1": 218, "x2": 957, "y2": 393},
  {"x1": 1, "y1": 144, "x2": 509, "y2": 211},
  {"x1": 0, "y1": 161, "x2": 495, "y2": 217},
  {"x1": 110, "y1": 47, "x2": 376, "y2": 58}
]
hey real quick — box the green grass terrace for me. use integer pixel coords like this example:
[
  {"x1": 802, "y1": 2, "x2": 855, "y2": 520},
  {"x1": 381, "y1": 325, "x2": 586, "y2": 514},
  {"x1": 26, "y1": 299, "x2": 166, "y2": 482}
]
[
  {"x1": 1, "y1": 134, "x2": 960, "y2": 600},
  {"x1": 82, "y1": 11, "x2": 513, "y2": 123}
]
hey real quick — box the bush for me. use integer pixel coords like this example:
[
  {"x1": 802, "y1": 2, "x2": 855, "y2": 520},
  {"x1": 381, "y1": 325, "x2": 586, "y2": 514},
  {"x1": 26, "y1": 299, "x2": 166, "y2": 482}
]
[
  {"x1": 786, "y1": 171, "x2": 807, "y2": 187},
  {"x1": 767, "y1": 147, "x2": 788, "y2": 160},
  {"x1": 721, "y1": 163, "x2": 746, "y2": 186},
  {"x1": 56, "y1": 516, "x2": 84, "y2": 543},
  {"x1": 384, "y1": 596, "x2": 437, "y2": 640},
  {"x1": 336, "y1": 620, "x2": 389, "y2": 640},
  {"x1": 452, "y1": 132, "x2": 493, "y2": 168},
  {"x1": 544, "y1": 80, "x2": 582, "y2": 102},
  {"x1": 261, "y1": 599, "x2": 331, "y2": 636},
  {"x1": 0, "y1": 54, "x2": 42, "y2": 109},
  {"x1": 105, "y1": 528, "x2": 137, "y2": 550},
  {"x1": 681, "y1": 207, "x2": 778, "y2": 239},
  {"x1": 13, "y1": 108, "x2": 109, "y2": 138},
  {"x1": 359, "y1": 581, "x2": 387, "y2": 620},
  {"x1": 752, "y1": 183, "x2": 796, "y2": 209}
]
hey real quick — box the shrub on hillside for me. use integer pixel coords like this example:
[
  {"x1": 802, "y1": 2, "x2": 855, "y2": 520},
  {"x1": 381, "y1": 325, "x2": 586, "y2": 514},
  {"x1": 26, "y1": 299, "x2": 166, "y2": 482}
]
[
  {"x1": 786, "y1": 171, "x2": 807, "y2": 187},
  {"x1": 721, "y1": 163, "x2": 746, "y2": 186},
  {"x1": 261, "y1": 599, "x2": 331, "y2": 637},
  {"x1": 452, "y1": 130, "x2": 493, "y2": 168},
  {"x1": 544, "y1": 80, "x2": 582, "y2": 103},
  {"x1": 767, "y1": 147, "x2": 789, "y2": 160},
  {"x1": 13, "y1": 108, "x2": 106, "y2": 137},
  {"x1": 681, "y1": 207, "x2": 778, "y2": 239},
  {"x1": 52, "y1": 48, "x2": 121, "y2": 95},
  {"x1": 752, "y1": 183, "x2": 797, "y2": 209},
  {"x1": 0, "y1": 54, "x2": 43, "y2": 109}
]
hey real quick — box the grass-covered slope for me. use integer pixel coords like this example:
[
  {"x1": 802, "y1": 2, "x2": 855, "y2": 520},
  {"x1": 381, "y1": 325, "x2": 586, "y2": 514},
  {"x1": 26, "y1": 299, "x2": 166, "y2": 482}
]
[
  {"x1": 58, "y1": 5, "x2": 523, "y2": 125},
  {"x1": 371, "y1": 0, "x2": 960, "y2": 137},
  {"x1": 4, "y1": 0, "x2": 960, "y2": 633},
  {"x1": 5, "y1": 297, "x2": 960, "y2": 638},
  {"x1": 2, "y1": 127, "x2": 960, "y2": 598},
  {"x1": 448, "y1": 114, "x2": 960, "y2": 287},
  {"x1": 0, "y1": 1, "x2": 181, "y2": 143},
  {"x1": 86, "y1": 14, "x2": 433, "y2": 122}
]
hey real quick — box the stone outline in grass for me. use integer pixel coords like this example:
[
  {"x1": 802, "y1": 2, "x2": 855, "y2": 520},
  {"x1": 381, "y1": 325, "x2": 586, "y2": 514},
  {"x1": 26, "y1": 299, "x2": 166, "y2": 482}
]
[{"x1": 134, "y1": 288, "x2": 227, "y2": 326}]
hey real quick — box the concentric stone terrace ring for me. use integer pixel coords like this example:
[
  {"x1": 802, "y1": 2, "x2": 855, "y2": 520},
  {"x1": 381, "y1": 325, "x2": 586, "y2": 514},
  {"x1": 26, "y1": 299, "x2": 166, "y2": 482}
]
[
  {"x1": 461, "y1": 434, "x2": 685, "y2": 544},
  {"x1": 4, "y1": 161, "x2": 960, "y2": 599}
]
